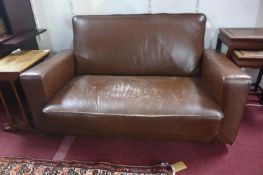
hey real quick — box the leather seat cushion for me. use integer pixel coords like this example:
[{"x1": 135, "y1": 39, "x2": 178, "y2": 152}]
[{"x1": 43, "y1": 75, "x2": 223, "y2": 139}]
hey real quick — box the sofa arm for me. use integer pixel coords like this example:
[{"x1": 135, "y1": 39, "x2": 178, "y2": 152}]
[
  {"x1": 202, "y1": 50, "x2": 251, "y2": 144},
  {"x1": 20, "y1": 50, "x2": 75, "y2": 130}
]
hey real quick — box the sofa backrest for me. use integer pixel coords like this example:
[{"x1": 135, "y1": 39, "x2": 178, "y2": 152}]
[{"x1": 73, "y1": 14, "x2": 206, "y2": 76}]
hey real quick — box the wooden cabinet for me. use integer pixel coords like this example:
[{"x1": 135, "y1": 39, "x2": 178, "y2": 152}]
[{"x1": 0, "y1": 0, "x2": 46, "y2": 57}]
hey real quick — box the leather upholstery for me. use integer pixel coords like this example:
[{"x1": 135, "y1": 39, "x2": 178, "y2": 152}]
[
  {"x1": 73, "y1": 14, "x2": 206, "y2": 76},
  {"x1": 43, "y1": 75, "x2": 222, "y2": 138},
  {"x1": 20, "y1": 14, "x2": 250, "y2": 144},
  {"x1": 20, "y1": 50, "x2": 75, "y2": 130},
  {"x1": 202, "y1": 50, "x2": 251, "y2": 144}
]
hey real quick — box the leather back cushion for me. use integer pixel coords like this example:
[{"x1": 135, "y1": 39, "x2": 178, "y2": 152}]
[{"x1": 73, "y1": 14, "x2": 206, "y2": 76}]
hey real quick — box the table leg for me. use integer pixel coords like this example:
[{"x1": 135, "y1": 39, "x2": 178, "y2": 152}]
[
  {"x1": 252, "y1": 69, "x2": 263, "y2": 92},
  {"x1": 2, "y1": 81, "x2": 32, "y2": 131},
  {"x1": 0, "y1": 92, "x2": 13, "y2": 130},
  {"x1": 226, "y1": 48, "x2": 234, "y2": 59},
  {"x1": 255, "y1": 69, "x2": 263, "y2": 104},
  {"x1": 216, "y1": 38, "x2": 223, "y2": 53}
]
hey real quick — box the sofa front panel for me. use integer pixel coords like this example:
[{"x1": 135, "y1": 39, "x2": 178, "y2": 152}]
[
  {"x1": 43, "y1": 113, "x2": 220, "y2": 141},
  {"x1": 73, "y1": 14, "x2": 206, "y2": 76}
]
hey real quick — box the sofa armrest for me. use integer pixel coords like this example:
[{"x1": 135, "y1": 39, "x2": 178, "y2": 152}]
[
  {"x1": 202, "y1": 50, "x2": 251, "y2": 144},
  {"x1": 20, "y1": 50, "x2": 75, "y2": 130}
]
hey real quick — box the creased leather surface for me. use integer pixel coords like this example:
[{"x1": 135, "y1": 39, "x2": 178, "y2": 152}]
[
  {"x1": 43, "y1": 76, "x2": 222, "y2": 138},
  {"x1": 73, "y1": 14, "x2": 206, "y2": 76},
  {"x1": 202, "y1": 50, "x2": 251, "y2": 144}
]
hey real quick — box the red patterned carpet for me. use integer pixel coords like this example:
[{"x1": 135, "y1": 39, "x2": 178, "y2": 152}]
[
  {"x1": 0, "y1": 96, "x2": 263, "y2": 175},
  {"x1": 0, "y1": 157, "x2": 171, "y2": 175}
]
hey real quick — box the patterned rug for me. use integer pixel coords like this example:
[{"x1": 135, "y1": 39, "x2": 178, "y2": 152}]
[{"x1": 0, "y1": 157, "x2": 173, "y2": 175}]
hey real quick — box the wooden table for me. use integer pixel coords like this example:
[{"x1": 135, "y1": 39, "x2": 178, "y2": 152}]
[
  {"x1": 232, "y1": 51, "x2": 263, "y2": 97},
  {"x1": 232, "y1": 50, "x2": 263, "y2": 68},
  {"x1": 0, "y1": 91, "x2": 11, "y2": 124},
  {"x1": 216, "y1": 28, "x2": 263, "y2": 58},
  {"x1": 216, "y1": 28, "x2": 263, "y2": 104},
  {"x1": 0, "y1": 50, "x2": 50, "y2": 130}
]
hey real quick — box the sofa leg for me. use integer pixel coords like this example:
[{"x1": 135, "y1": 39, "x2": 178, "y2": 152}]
[
  {"x1": 210, "y1": 136, "x2": 218, "y2": 144},
  {"x1": 37, "y1": 132, "x2": 47, "y2": 137}
]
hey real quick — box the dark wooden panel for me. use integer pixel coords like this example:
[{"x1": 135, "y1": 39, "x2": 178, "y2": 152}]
[
  {"x1": 0, "y1": 0, "x2": 41, "y2": 57},
  {"x1": 0, "y1": 0, "x2": 11, "y2": 33},
  {"x1": 2, "y1": 29, "x2": 46, "y2": 47},
  {"x1": 1, "y1": 0, "x2": 36, "y2": 34},
  {"x1": 0, "y1": 34, "x2": 13, "y2": 43},
  {"x1": 0, "y1": 0, "x2": 46, "y2": 57}
]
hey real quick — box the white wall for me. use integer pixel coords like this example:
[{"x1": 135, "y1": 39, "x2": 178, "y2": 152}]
[
  {"x1": 71, "y1": 0, "x2": 149, "y2": 15},
  {"x1": 256, "y1": 0, "x2": 263, "y2": 27},
  {"x1": 30, "y1": 0, "x2": 51, "y2": 49},
  {"x1": 31, "y1": 0, "x2": 261, "y2": 51},
  {"x1": 200, "y1": 0, "x2": 260, "y2": 48},
  {"x1": 255, "y1": 0, "x2": 263, "y2": 85},
  {"x1": 31, "y1": 0, "x2": 73, "y2": 51}
]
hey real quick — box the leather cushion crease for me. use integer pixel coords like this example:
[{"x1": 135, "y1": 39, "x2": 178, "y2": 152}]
[{"x1": 20, "y1": 14, "x2": 251, "y2": 144}]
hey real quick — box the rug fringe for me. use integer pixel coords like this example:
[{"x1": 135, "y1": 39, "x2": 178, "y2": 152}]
[{"x1": 0, "y1": 157, "x2": 185, "y2": 175}]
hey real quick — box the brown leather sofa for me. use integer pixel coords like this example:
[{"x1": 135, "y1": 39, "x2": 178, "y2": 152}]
[{"x1": 20, "y1": 14, "x2": 251, "y2": 144}]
